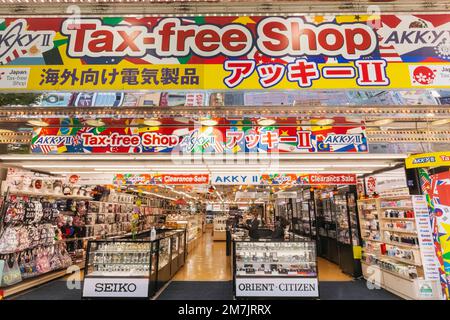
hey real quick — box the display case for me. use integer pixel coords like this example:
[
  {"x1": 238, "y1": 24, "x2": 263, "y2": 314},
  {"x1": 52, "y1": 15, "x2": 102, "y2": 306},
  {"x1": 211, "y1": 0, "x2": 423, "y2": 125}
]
[
  {"x1": 334, "y1": 188, "x2": 362, "y2": 277},
  {"x1": 82, "y1": 229, "x2": 186, "y2": 299},
  {"x1": 82, "y1": 240, "x2": 155, "y2": 299},
  {"x1": 213, "y1": 215, "x2": 228, "y2": 241},
  {"x1": 233, "y1": 238, "x2": 319, "y2": 298},
  {"x1": 316, "y1": 195, "x2": 339, "y2": 264}
]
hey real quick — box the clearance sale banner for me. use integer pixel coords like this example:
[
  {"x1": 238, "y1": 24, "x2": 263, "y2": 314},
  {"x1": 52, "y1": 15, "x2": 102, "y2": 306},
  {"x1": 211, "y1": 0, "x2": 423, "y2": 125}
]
[
  {"x1": 0, "y1": 14, "x2": 449, "y2": 91},
  {"x1": 30, "y1": 122, "x2": 368, "y2": 154},
  {"x1": 113, "y1": 173, "x2": 209, "y2": 185}
]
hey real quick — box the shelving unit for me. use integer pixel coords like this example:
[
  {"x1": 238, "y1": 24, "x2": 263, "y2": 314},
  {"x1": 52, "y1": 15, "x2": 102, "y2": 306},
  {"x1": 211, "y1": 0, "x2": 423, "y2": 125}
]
[
  {"x1": 213, "y1": 215, "x2": 228, "y2": 241},
  {"x1": 358, "y1": 196, "x2": 441, "y2": 300}
]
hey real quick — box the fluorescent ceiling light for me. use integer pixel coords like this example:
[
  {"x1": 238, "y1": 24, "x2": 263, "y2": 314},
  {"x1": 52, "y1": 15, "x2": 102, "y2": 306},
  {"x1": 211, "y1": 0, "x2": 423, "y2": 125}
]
[
  {"x1": 315, "y1": 118, "x2": 335, "y2": 126},
  {"x1": 257, "y1": 118, "x2": 276, "y2": 126},
  {"x1": 431, "y1": 119, "x2": 450, "y2": 126},
  {"x1": 85, "y1": 119, "x2": 105, "y2": 127},
  {"x1": 200, "y1": 118, "x2": 218, "y2": 126},
  {"x1": 0, "y1": 153, "x2": 407, "y2": 161},
  {"x1": 27, "y1": 119, "x2": 49, "y2": 127},
  {"x1": 0, "y1": 129, "x2": 15, "y2": 133},
  {"x1": 143, "y1": 118, "x2": 162, "y2": 126}
]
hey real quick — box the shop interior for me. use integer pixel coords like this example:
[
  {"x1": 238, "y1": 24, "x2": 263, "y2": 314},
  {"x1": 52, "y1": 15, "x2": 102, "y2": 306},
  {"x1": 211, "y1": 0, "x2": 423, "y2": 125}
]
[{"x1": 0, "y1": 89, "x2": 449, "y2": 300}]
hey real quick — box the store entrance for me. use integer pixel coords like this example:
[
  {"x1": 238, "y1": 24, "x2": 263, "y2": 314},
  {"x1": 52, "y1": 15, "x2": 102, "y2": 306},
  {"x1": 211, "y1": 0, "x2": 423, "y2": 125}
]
[
  {"x1": 0, "y1": 155, "x2": 405, "y2": 300},
  {"x1": 275, "y1": 185, "x2": 362, "y2": 278}
]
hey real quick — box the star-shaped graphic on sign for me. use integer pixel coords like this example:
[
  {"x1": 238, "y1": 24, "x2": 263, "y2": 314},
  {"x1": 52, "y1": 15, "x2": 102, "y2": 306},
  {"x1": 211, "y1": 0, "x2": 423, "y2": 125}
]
[
  {"x1": 281, "y1": 130, "x2": 289, "y2": 136},
  {"x1": 313, "y1": 16, "x2": 325, "y2": 24},
  {"x1": 233, "y1": 16, "x2": 256, "y2": 25},
  {"x1": 354, "y1": 15, "x2": 361, "y2": 21}
]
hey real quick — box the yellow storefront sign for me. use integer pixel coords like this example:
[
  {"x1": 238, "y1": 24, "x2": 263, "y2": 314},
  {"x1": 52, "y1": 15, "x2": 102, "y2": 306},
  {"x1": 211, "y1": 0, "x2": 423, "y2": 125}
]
[{"x1": 406, "y1": 152, "x2": 450, "y2": 169}]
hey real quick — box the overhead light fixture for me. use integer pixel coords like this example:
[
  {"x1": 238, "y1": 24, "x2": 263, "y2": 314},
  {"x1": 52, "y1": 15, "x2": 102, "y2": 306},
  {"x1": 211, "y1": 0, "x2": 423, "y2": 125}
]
[
  {"x1": 200, "y1": 118, "x2": 218, "y2": 126},
  {"x1": 431, "y1": 119, "x2": 450, "y2": 126},
  {"x1": 315, "y1": 118, "x2": 335, "y2": 126},
  {"x1": 86, "y1": 119, "x2": 105, "y2": 127},
  {"x1": 0, "y1": 129, "x2": 15, "y2": 133},
  {"x1": 257, "y1": 118, "x2": 276, "y2": 126},
  {"x1": 27, "y1": 119, "x2": 49, "y2": 127},
  {"x1": 431, "y1": 90, "x2": 441, "y2": 98},
  {"x1": 372, "y1": 119, "x2": 394, "y2": 126},
  {"x1": 143, "y1": 118, "x2": 162, "y2": 126}
]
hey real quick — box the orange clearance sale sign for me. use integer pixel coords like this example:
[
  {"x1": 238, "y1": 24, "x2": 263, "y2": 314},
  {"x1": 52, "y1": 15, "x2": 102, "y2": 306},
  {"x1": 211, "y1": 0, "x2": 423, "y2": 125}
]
[{"x1": 113, "y1": 173, "x2": 209, "y2": 185}]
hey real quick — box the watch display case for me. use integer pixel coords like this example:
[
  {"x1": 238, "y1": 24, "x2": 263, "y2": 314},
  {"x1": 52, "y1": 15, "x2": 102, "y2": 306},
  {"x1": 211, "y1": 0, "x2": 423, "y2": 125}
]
[
  {"x1": 82, "y1": 229, "x2": 186, "y2": 299},
  {"x1": 233, "y1": 239, "x2": 319, "y2": 298},
  {"x1": 82, "y1": 239, "x2": 155, "y2": 299}
]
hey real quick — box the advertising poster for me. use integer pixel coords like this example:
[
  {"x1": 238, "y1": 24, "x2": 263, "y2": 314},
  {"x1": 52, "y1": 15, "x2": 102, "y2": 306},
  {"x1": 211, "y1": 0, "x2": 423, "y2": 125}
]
[
  {"x1": 420, "y1": 169, "x2": 450, "y2": 299},
  {"x1": 30, "y1": 122, "x2": 368, "y2": 154},
  {"x1": 0, "y1": 14, "x2": 449, "y2": 91}
]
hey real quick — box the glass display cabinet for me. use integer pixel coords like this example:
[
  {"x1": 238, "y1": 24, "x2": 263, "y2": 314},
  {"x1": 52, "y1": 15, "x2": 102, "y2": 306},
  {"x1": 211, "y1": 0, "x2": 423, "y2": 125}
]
[
  {"x1": 82, "y1": 240, "x2": 155, "y2": 299},
  {"x1": 334, "y1": 188, "x2": 362, "y2": 278},
  {"x1": 317, "y1": 196, "x2": 339, "y2": 264},
  {"x1": 233, "y1": 239, "x2": 319, "y2": 299}
]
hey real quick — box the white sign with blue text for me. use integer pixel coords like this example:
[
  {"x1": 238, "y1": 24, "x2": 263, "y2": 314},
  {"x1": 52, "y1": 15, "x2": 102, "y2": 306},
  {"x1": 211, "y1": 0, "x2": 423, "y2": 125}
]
[{"x1": 212, "y1": 174, "x2": 260, "y2": 185}]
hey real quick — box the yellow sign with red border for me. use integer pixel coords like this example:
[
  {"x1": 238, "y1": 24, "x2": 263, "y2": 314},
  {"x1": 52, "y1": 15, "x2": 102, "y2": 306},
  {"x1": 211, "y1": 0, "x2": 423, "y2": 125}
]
[{"x1": 406, "y1": 152, "x2": 450, "y2": 169}]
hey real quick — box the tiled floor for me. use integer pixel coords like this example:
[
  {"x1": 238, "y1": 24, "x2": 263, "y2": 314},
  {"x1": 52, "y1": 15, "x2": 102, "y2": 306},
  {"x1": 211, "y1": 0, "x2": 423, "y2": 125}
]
[{"x1": 173, "y1": 231, "x2": 232, "y2": 281}]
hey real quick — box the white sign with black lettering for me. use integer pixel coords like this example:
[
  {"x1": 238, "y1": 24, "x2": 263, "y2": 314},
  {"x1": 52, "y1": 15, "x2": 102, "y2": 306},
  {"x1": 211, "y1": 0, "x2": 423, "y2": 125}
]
[
  {"x1": 83, "y1": 278, "x2": 149, "y2": 298},
  {"x1": 236, "y1": 278, "x2": 319, "y2": 297}
]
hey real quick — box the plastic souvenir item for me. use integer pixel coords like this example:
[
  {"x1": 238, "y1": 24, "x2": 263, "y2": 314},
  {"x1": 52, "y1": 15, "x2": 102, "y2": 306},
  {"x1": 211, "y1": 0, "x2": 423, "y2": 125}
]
[
  {"x1": 53, "y1": 180, "x2": 63, "y2": 194},
  {"x1": 0, "y1": 228, "x2": 18, "y2": 254},
  {"x1": 22, "y1": 176, "x2": 32, "y2": 191},
  {"x1": 32, "y1": 179, "x2": 43, "y2": 191},
  {"x1": 1, "y1": 255, "x2": 22, "y2": 286},
  {"x1": 43, "y1": 180, "x2": 53, "y2": 194},
  {"x1": 63, "y1": 184, "x2": 72, "y2": 196}
]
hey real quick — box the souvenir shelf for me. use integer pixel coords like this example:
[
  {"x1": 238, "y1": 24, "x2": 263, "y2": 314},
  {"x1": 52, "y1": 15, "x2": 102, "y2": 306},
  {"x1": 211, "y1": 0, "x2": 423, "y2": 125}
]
[
  {"x1": 0, "y1": 185, "x2": 162, "y2": 298},
  {"x1": 358, "y1": 196, "x2": 441, "y2": 300}
]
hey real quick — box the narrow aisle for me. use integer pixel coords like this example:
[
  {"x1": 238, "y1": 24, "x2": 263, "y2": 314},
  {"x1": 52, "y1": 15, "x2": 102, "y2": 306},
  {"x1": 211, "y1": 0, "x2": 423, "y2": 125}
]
[{"x1": 173, "y1": 229, "x2": 231, "y2": 281}]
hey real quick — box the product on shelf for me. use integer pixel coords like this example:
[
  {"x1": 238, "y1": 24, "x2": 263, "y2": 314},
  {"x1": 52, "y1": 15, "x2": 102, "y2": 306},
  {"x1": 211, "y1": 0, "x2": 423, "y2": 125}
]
[{"x1": 358, "y1": 195, "x2": 441, "y2": 299}]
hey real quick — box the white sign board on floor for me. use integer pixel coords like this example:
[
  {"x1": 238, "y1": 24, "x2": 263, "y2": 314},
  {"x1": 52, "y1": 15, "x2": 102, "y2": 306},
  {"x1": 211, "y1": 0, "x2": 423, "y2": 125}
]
[
  {"x1": 83, "y1": 278, "x2": 149, "y2": 298},
  {"x1": 235, "y1": 278, "x2": 319, "y2": 297}
]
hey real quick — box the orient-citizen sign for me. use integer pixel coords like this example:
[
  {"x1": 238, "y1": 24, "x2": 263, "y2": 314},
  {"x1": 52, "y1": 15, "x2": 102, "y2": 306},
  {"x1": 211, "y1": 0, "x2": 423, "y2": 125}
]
[
  {"x1": 236, "y1": 278, "x2": 319, "y2": 297},
  {"x1": 83, "y1": 278, "x2": 149, "y2": 298}
]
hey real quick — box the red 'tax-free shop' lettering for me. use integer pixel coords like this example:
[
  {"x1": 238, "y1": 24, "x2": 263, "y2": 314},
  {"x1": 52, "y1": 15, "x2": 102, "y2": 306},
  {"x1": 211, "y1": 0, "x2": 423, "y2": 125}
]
[{"x1": 61, "y1": 17, "x2": 377, "y2": 59}]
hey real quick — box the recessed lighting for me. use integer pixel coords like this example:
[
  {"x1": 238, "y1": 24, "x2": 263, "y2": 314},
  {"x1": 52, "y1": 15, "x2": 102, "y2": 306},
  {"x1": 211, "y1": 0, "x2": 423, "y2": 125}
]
[
  {"x1": 86, "y1": 119, "x2": 105, "y2": 127},
  {"x1": 257, "y1": 118, "x2": 276, "y2": 126},
  {"x1": 143, "y1": 118, "x2": 162, "y2": 126},
  {"x1": 372, "y1": 119, "x2": 394, "y2": 126},
  {"x1": 315, "y1": 118, "x2": 335, "y2": 126},
  {"x1": 200, "y1": 118, "x2": 218, "y2": 126},
  {"x1": 431, "y1": 119, "x2": 450, "y2": 126},
  {"x1": 27, "y1": 119, "x2": 49, "y2": 127}
]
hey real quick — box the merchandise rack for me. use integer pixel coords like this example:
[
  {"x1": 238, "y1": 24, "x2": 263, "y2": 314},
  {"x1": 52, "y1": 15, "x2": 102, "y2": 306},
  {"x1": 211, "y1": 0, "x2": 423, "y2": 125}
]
[{"x1": 358, "y1": 196, "x2": 441, "y2": 299}]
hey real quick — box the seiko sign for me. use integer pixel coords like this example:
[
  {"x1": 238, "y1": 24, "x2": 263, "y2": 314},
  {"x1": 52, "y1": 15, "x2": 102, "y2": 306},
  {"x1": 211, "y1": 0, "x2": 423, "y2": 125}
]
[
  {"x1": 83, "y1": 278, "x2": 149, "y2": 298},
  {"x1": 236, "y1": 278, "x2": 319, "y2": 297}
]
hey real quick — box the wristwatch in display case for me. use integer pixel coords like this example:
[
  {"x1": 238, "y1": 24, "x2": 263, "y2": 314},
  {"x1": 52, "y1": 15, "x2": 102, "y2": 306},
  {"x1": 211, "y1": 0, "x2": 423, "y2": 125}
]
[{"x1": 234, "y1": 241, "x2": 317, "y2": 277}]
